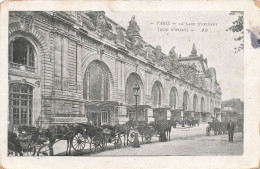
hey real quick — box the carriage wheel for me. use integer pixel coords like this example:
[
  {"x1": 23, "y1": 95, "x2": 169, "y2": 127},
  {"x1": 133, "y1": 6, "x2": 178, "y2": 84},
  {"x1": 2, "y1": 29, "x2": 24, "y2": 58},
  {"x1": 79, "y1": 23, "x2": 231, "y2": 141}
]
[
  {"x1": 206, "y1": 126, "x2": 210, "y2": 136},
  {"x1": 114, "y1": 137, "x2": 122, "y2": 149},
  {"x1": 72, "y1": 133, "x2": 87, "y2": 152},
  {"x1": 90, "y1": 134, "x2": 104, "y2": 153},
  {"x1": 25, "y1": 142, "x2": 37, "y2": 156},
  {"x1": 37, "y1": 144, "x2": 50, "y2": 156}
]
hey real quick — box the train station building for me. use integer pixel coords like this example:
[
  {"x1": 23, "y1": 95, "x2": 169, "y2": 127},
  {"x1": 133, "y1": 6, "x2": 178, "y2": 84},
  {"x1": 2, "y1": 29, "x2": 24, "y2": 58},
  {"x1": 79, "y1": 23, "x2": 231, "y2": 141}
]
[{"x1": 8, "y1": 11, "x2": 222, "y2": 130}]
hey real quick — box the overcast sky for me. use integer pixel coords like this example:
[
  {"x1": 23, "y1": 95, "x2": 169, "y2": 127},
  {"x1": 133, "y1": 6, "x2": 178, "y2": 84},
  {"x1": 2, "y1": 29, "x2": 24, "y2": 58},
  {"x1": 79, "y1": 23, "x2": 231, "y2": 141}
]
[{"x1": 106, "y1": 11, "x2": 244, "y2": 101}]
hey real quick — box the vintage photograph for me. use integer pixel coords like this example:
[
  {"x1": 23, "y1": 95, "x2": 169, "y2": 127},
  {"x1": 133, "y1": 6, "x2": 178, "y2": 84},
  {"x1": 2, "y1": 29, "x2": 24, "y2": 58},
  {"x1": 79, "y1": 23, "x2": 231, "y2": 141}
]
[{"x1": 7, "y1": 11, "x2": 244, "y2": 156}]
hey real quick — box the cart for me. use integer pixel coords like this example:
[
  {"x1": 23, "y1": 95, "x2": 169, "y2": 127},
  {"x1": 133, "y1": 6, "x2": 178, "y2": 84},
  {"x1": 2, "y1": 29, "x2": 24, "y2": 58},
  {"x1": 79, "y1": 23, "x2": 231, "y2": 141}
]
[{"x1": 72, "y1": 123, "x2": 122, "y2": 153}]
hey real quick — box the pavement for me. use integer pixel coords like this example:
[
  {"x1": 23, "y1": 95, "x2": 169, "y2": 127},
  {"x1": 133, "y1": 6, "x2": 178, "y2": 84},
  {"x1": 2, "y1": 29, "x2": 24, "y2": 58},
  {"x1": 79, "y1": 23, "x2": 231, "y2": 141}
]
[{"x1": 52, "y1": 123, "x2": 243, "y2": 156}]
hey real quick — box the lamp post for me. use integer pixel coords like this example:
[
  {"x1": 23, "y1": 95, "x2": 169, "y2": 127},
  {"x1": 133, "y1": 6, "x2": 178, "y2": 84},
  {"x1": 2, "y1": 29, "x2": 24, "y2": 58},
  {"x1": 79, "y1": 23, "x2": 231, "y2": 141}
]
[
  {"x1": 182, "y1": 102, "x2": 185, "y2": 127},
  {"x1": 133, "y1": 84, "x2": 140, "y2": 123},
  {"x1": 132, "y1": 84, "x2": 140, "y2": 148}
]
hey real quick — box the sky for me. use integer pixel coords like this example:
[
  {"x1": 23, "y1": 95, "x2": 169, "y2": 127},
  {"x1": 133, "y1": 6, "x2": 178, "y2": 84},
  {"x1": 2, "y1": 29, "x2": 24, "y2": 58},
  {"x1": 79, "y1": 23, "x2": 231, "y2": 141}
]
[{"x1": 106, "y1": 11, "x2": 244, "y2": 101}]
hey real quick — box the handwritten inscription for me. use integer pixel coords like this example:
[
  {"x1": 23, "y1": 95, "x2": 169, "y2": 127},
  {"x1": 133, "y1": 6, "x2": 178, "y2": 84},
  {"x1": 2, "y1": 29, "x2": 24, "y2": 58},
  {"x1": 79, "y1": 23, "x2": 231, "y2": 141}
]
[{"x1": 155, "y1": 21, "x2": 218, "y2": 32}]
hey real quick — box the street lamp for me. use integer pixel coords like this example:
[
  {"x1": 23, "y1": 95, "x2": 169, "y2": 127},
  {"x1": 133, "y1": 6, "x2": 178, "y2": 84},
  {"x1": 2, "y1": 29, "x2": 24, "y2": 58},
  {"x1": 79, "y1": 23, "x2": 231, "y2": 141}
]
[
  {"x1": 182, "y1": 102, "x2": 185, "y2": 127},
  {"x1": 133, "y1": 84, "x2": 140, "y2": 123},
  {"x1": 132, "y1": 84, "x2": 140, "y2": 148}
]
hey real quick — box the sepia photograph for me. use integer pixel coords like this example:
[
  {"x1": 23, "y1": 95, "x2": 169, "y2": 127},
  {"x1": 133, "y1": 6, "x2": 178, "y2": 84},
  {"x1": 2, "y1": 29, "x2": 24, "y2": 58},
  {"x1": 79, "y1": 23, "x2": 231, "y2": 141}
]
[
  {"x1": 7, "y1": 10, "x2": 244, "y2": 156},
  {"x1": 0, "y1": 1, "x2": 259, "y2": 169}
]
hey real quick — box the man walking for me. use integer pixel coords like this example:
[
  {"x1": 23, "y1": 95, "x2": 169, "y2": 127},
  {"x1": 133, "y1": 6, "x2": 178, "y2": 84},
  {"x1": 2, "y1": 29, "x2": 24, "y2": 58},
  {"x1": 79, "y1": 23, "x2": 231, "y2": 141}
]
[{"x1": 227, "y1": 120, "x2": 235, "y2": 142}]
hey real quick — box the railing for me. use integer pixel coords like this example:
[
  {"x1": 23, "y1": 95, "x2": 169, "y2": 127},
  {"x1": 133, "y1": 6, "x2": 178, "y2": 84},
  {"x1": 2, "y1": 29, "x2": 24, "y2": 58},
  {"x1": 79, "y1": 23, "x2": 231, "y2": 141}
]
[{"x1": 9, "y1": 62, "x2": 36, "y2": 73}]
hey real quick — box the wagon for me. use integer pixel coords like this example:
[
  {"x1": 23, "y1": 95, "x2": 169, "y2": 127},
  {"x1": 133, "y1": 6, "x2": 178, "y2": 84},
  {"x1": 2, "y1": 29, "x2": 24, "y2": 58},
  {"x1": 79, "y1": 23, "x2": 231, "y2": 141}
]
[
  {"x1": 206, "y1": 122, "x2": 228, "y2": 136},
  {"x1": 72, "y1": 123, "x2": 122, "y2": 153}
]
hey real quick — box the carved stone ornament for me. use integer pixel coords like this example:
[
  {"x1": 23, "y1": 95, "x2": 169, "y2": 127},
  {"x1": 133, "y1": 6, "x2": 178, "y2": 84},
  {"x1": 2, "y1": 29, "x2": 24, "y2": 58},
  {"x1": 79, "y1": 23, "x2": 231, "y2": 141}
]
[
  {"x1": 116, "y1": 25, "x2": 125, "y2": 45},
  {"x1": 85, "y1": 11, "x2": 112, "y2": 38},
  {"x1": 169, "y1": 46, "x2": 178, "y2": 60},
  {"x1": 152, "y1": 45, "x2": 164, "y2": 63},
  {"x1": 35, "y1": 80, "x2": 41, "y2": 87},
  {"x1": 97, "y1": 43, "x2": 105, "y2": 60},
  {"x1": 20, "y1": 11, "x2": 33, "y2": 32},
  {"x1": 134, "y1": 60, "x2": 139, "y2": 72},
  {"x1": 77, "y1": 13, "x2": 82, "y2": 25},
  {"x1": 127, "y1": 15, "x2": 141, "y2": 37},
  {"x1": 131, "y1": 37, "x2": 143, "y2": 56},
  {"x1": 21, "y1": 78, "x2": 26, "y2": 83},
  {"x1": 96, "y1": 12, "x2": 106, "y2": 38}
]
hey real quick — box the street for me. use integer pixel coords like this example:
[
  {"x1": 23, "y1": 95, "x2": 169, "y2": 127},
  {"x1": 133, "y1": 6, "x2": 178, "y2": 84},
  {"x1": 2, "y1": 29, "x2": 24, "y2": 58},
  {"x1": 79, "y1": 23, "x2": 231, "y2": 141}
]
[{"x1": 53, "y1": 123, "x2": 243, "y2": 156}]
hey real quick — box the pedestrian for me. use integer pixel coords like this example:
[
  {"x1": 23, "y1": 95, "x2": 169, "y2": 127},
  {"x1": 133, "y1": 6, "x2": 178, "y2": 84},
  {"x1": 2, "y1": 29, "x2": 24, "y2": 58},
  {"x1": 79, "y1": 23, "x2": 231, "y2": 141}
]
[{"x1": 227, "y1": 120, "x2": 235, "y2": 142}]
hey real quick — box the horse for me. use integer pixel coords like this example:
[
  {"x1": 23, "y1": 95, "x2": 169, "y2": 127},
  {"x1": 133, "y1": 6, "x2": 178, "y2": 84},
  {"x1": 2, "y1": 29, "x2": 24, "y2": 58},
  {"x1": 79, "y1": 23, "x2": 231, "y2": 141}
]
[
  {"x1": 115, "y1": 123, "x2": 131, "y2": 146},
  {"x1": 167, "y1": 119, "x2": 177, "y2": 128},
  {"x1": 192, "y1": 119, "x2": 199, "y2": 127},
  {"x1": 186, "y1": 120, "x2": 193, "y2": 127},
  {"x1": 8, "y1": 131, "x2": 23, "y2": 156},
  {"x1": 44, "y1": 124, "x2": 77, "y2": 156},
  {"x1": 149, "y1": 120, "x2": 171, "y2": 142}
]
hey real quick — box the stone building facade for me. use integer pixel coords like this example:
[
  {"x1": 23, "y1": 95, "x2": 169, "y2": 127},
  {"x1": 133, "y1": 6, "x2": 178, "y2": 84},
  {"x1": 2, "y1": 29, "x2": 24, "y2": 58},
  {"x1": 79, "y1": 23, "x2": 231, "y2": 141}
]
[{"x1": 8, "y1": 11, "x2": 222, "y2": 130}]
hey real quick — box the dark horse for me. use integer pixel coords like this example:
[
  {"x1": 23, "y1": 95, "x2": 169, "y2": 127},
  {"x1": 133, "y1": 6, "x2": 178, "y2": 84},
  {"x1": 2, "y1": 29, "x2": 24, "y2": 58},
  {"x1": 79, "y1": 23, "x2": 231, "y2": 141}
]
[
  {"x1": 8, "y1": 131, "x2": 23, "y2": 156},
  {"x1": 45, "y1": 124, "x2": 79, "y2": 156},
  {"x1": 149, "y1": 120, "x2": 171, "y2": 142},
  {"x1": 115, "y1": 123, "x2": 131, "y2": 146}
]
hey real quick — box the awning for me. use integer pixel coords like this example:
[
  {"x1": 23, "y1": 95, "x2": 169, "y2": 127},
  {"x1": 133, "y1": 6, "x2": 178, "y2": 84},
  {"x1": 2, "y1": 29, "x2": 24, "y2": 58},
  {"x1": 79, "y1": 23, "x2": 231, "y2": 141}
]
[
  {"x1": 84, "y1": 101, "x2": 120, "y2": 108},
  {"x1": 153, "y1": 107, "x2": 171, "y2": 111},
  {"x1": 126, "y1": 105, "x2": 151, "y2": 110}
]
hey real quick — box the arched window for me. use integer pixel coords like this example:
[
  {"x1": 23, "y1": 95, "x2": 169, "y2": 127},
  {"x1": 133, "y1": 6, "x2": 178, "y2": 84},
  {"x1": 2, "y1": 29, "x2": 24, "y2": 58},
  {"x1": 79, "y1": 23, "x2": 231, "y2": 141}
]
[
  {"x1": 151, "y1": 82, "x2": 162, "y2": 108},
  {"x1": 193, "y1": 95, "x2": 198, "y2": 111},
  {"x1": 9, "y1": 38, "x2": 35, "y2": 68},
  {"x1": 183, "y1": 91, "x2": 189, "y2": 111},
  {"x1": 9, "y1": 84, "x2": 33, "y2": 126},
  {"x1": 125, "y1": 74, "x2": 141, "y2": 105},
  {"x1": 170, "y1": 87, "x2": 177, "y2": 109},
  {"x1": 83, "y1": 62, "x2": 110, "y2": 101},
  {"x1": 201, "y1": 97, "x2": 205, "y2": 112}
]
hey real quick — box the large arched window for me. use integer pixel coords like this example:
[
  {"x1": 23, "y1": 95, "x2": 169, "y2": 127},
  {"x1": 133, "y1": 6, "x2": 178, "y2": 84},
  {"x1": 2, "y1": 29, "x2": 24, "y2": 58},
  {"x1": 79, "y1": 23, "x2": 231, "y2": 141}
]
[
  {"x1": 83, "y1": 62, "x2": 110, "y2": 101},
  {"x1": 9, "y1": 83, "x2": 33, "y2": 126},
  {"x1": 201, "y1": 97, "x2": 205, "y2": 112},
  {"x1": 125, "y1": 73, "x2": 141, "y2": 105},
  {"x1": 193, "y1": 94, "x2": 198, "y2": 112},
  {"x1": 151, "y1": 82, "x2": 163, "y2": 108},
  {"x1": 169, "y1": 87, "x2": 177, "y2": 109},
  {"x1": 9, "y1": 38, "x2": 35, "y2": 68},
  {"x1": 183, "y1": 91, "x2": 189, "y2": 111}
]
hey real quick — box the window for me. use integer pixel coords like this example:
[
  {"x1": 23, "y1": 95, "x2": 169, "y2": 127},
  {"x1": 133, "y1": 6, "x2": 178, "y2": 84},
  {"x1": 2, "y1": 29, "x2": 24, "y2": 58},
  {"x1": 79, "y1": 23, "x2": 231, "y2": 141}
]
[
  {"x1": 9, "y1": 38, "x2": 35, "y2": 68},
  {"x1": 152, "y1": 82, "x2": 162, "y2": 108},
  {"x1": 83, "y1": 62, "x2": 110, "y2": 101},
  {"x1": 138, "y1": 111, "x2": 145, "y2": 121},
  {"x1": 193, "y1": 95, "x2": 197, "y2": 111},
  {"x1": 127, "y1": 110, "x2": 135, "y2": 120},
  {"x1": 170, "y1": 87, "x2": 177, "y2": 109},
  {"x1": 101, "y1": 111, "x2": 108, "y2": 124},
  {"x1": 183, "y1": 91, "x2": 189, "y2": 111},
  {"x1": 125, "y1": 74, "x2": 141, "y2": 105},
  {"x1": 9, "y1": 84, "x2": 33, "y2": 126}
]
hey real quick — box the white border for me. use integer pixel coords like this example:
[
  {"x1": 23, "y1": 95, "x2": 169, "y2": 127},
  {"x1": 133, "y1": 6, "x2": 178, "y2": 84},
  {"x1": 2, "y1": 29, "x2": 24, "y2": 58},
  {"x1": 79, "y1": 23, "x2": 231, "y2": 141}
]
[{"x1": 0, "y1": 1, "x2": 259, "y2": 169}]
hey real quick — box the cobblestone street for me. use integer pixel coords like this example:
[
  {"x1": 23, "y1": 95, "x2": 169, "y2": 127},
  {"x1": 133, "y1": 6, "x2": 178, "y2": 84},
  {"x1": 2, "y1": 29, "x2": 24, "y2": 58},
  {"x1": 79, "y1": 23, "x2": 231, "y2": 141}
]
[{"x1": 54, "y1": 124, "x2": 243, "y2": 156}]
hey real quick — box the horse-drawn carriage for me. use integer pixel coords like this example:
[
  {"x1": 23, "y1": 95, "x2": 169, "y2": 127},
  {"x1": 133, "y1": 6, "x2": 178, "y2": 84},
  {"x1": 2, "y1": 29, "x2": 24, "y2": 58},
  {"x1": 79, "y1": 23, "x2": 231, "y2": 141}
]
[
  {"x1": 8, "y1": 125, "x2": 49, "y2": 156},
  {"x1": 206, "y1": 121, "x2": 228, "y2": 136},
  {"x1": 72, "y1": 123, "x2": 122, "y2": 153}
]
